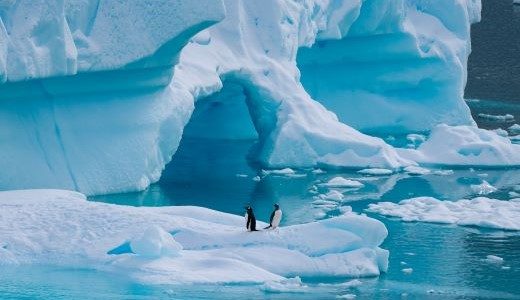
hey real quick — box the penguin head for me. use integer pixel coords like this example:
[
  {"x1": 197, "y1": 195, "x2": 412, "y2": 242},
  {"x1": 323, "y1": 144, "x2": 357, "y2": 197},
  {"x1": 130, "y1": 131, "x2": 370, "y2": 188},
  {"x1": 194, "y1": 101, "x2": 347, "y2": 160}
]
[{"x1": 274, "y1": 203, "x2": 279, "y2": 209}]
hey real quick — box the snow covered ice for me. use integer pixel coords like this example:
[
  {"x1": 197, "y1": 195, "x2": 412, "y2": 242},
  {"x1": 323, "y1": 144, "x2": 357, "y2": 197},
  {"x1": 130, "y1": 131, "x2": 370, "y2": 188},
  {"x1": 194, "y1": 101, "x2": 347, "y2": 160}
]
[
  {"x1": 0, "y1": 189, "x2": 389, "y2": 284},
  {"x1": 367, "y1": 197, "x2": 520, "y2": 231}
]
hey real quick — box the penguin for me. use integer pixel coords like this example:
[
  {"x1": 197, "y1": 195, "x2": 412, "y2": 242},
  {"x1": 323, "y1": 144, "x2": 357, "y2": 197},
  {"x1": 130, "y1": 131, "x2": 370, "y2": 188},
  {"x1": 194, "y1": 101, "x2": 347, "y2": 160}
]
[
  {"x1": 245, "y1": 206, "x2": 258, "y2": 231},
  {"x1": 264, "y1": 204, "x2": 282, "y2": 229}
]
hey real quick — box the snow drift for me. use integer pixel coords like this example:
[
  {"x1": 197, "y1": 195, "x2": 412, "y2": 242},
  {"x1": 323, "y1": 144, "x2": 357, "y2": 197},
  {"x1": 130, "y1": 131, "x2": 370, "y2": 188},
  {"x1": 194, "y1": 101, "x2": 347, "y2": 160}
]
[{"x1": 0, "y1": 189, "x2": 389, "y2": 284}]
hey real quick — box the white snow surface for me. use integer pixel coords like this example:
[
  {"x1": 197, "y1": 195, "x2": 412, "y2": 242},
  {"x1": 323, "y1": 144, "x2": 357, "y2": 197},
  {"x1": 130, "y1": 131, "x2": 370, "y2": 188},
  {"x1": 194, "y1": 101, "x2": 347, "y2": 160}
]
[
  {"x1": 398, "y1": 124, "x2": 520, "y2": 166},
  {"x1": 0, "y1": 189, "x2": 389, "y2": 284},
  {"x1": 367, "y1": 197, "x2": 520, "y2": 231}
]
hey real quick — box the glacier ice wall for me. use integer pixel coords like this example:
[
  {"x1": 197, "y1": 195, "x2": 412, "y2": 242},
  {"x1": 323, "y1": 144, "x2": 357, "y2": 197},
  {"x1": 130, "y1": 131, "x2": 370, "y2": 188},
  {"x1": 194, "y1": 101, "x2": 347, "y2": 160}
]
[
  {"x1": 0, "y1": 0, "x2": 225, "y2": 194},
  {"x1": 297, "y1": 0, "x2": 482, "y2": 132}
]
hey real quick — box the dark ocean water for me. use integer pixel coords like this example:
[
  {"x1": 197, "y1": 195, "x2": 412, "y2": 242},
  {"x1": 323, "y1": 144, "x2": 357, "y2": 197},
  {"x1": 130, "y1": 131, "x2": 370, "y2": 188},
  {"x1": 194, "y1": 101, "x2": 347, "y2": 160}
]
[{"x1": 465, "y1": 0, "x2": 520, "y2": 102}]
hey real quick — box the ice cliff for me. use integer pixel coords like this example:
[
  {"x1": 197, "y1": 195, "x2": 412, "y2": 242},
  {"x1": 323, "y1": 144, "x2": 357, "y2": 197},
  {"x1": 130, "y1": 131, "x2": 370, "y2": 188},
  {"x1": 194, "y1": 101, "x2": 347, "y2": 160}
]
[{"x1": 2, "y1": 0, "x2": 518, "y2": 196}]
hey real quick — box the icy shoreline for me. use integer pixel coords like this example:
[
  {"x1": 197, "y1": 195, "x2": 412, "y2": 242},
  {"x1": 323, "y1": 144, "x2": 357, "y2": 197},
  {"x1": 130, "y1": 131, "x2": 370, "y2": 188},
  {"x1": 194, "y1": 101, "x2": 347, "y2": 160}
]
[{"x1": 0, "y1": 189, "x2": 388, "y2": 285}]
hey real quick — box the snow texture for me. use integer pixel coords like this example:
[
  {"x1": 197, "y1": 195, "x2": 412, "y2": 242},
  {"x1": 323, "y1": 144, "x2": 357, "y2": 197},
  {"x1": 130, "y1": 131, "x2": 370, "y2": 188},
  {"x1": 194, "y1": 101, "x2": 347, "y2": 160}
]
[
  {"x1": 0, "y1": 189, "x2": 389, "y2": 284},
  {"x1": 367, "y1": 197, "x2": 520, "y2": 231}
]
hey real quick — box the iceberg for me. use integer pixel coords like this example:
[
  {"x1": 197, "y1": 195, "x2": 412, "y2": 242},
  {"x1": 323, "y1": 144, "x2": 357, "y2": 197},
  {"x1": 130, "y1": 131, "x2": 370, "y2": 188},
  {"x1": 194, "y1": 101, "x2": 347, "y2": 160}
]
[
  {"x1": 2, "y1": 0, "x2": 519, "y2": 196},
  {"x1": 0, "y1": 189, "x2": 389, "y2": 284}
]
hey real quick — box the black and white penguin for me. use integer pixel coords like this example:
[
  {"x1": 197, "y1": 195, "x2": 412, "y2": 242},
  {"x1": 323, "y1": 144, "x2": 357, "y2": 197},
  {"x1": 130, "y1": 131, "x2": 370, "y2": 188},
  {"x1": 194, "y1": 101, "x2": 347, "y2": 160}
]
[
  {"x1": 245, "y1": 206, "x2": 258, "y2": 231},
  {"x1": 265, "y1": 203, "x2": 282, "y2": 229}
]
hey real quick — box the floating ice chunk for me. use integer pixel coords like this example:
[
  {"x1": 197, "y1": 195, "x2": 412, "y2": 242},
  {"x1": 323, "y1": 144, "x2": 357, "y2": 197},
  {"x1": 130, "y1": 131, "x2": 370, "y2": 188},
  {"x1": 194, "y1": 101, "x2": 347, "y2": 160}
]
[
  {"x1": 312, "y1": 169, "x2": 326, "y2": 174},
  {"x1": 477, "y1": 113, "x2": 514, "y2": 122},
  {"x1": 470, "y1": 181, "x2": 497, "y2": 195},
  {"x1": 501, "y1": 266, "x2": 511, "y2": 270},
  {"x1": 404, "y1": 166, "x2": 431, "y2": 176},
  {"x1": 484, "y1": 255, "x2": 504, "y2": 264},
  {"x1": 260, "y1": 277, "x2": 308, "y2": 293},
  {"x1": 252, "y1": 176, "x2": 261, "y2": 182},
  {"x1": 367, "y1": 197, "x2": 520, "y2": 230},
  {"x1": 432, "y1": 170, "x2": 454, "y2": 176},
  {"x1": 322, "y1": 177, "x2": 364, "y2": 189},
  {"x1": 401, "y1": 268, "x2": 413, "y2": 274},
  {"x1": 398, "y1": 125, "x2": 520, "y2": 166},
  {"x1": 236, "y1": 174, "x2": 248, "y2": 178},
  {"x1": 130, "y1": 226, "x2": 182, "y2": 258},
  {"x1": 508, "y1": 124, "x2": 520, "y2": 135},
  {"x1": 358, "y1": 168, "x2": 394, "y2": 176},
  {"x1": 337, "y1": 294, "x2": 357, "y2": 299},
  {"x1": 262, "y1": 168, "x2": 296, "y2": 176},
  {"x1": 492, "y1": 128, "x2": 509, "y2": 137},
  {"x1": 318, "y1": 190, "x2": 345, "y2": 202}
]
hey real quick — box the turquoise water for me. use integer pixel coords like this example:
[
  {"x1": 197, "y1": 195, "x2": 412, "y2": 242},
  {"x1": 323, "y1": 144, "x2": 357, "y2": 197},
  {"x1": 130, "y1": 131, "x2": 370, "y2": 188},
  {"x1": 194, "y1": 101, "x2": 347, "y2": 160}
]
[{"x1": 3, "y1": 99, "x2": 520, "y2": 299}]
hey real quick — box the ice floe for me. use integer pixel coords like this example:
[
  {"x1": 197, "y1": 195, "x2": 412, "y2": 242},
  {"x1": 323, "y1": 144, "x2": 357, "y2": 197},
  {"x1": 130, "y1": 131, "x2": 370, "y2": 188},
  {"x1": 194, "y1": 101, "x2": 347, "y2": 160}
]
[
  {"x1": 398, "y1": 124, "x2": 520, "y2": 166},
  {"x1": 358, "y1": 168, "x2": 394, "y2": 176},
  {"x1": 508, "y1": 124, "x2": 520, "y2": 135},
  {"x1": 322, "y1": 177, "x2": 364, "y2": 189},
  {"x1": 367, "y1": 197, "x2": 520, "y2": 231},
  {"x1": 470, "y1": 181, "x2": 497, "y2": 195},
  {"x1": 477, "y1": 113, "x2": 515, "y2": 122},
  {"x1": 0, "y1": 189, "x2": 389, "y2": 284}
]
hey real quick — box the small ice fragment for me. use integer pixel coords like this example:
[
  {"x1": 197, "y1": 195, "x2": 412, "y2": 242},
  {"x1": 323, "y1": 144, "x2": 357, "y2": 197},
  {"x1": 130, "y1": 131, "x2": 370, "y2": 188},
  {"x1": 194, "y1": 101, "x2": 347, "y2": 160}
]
[
  {"x1": 470, "y1": 181, "x2": 497, "y2": 195},
  {"x1": 484, "y1": 255, "x2": 504, "y2": 264},
  {"x1": 401, "y1": 268, "x2": 413, "y2": 274},
  {"x1": 432, "y1": 170, "x2": 454, "y2": 176},
  {"x1": 358, "y1": 168, "x2": 393, "y2": 176},
  {"x1": 322, "y1": 177, "x2": 364, "y2": 188},
  {"x1": 508, "y1": 124, "x2": 520, "y2": 134},
  {"x1": 400, "y1": 261, "x2": 407, "y2": 265},
  {"x1": 319, "y1": 190, "x2": 344, "y2": 201},
  {"x1": 404, "y1": 252, "x2": 416, "y2": 256},
  {"x1": 404, "y1": 166, "x2": 430, "y2": 175},
  {"x1": 236, "y1": 174, "x2": 248, "y2": 178},
  {"x1": 336, "y1": 294, "x2": 356, "y2": 299},
  {"x1": 260, "y1": 276, "x2": 308, "y2": 293},
  {"x1": 501, "y1": 266, "x2": 511, "y2": 270},
  {"x1": 477, "y1": 173, "x2": 488, "y2": 177},
  {"x1": 252, "y1": 176, "x2": 261, "y2": 182},
  {"x1": 262, "y1": 168, "x2": 295, "y2": 176},
  {"x1": 477, "y1": 113, "x2": 514, "y2": 122},
  {"x1": 312, "y1": 169, "x2": 326, "y2": 174}
]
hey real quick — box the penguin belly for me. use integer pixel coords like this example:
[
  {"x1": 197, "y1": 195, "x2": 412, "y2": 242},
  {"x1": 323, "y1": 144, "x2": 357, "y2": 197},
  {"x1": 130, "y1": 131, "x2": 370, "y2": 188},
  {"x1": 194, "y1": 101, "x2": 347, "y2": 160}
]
[{"x1": 271, "y1": 210, "x2": 282, "y2": 228}]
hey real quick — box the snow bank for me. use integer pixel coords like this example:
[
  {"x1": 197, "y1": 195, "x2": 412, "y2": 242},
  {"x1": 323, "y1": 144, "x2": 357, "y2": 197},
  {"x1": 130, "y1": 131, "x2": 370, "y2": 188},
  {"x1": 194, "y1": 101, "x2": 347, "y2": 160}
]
[
  {"x1": 367, "y1": 197, "x2": 520, "y2": 231},
  {"x1": 398, "y1": 124, "x2": 520, "y2": 166},
  {"x1": 0, "y1": 189, "x2": 389, "y2": 284}
]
